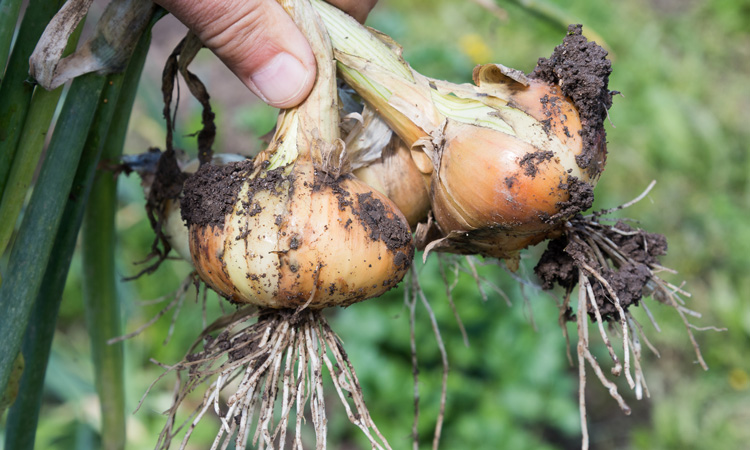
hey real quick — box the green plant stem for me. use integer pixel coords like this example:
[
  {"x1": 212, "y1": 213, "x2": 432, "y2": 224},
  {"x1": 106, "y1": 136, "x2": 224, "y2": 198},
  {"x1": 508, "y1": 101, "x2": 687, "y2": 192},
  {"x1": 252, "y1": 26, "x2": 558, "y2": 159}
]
[
  {"x1": 80, "y1": 13, "x2": 156, "y2": 448},
  {"x1": 3, "y1": 78, "x2": 123, "y2": 450},
  {"x1": 0, "y1": 21, "x2": 84, "y2": 257},
  {"x1": 0, "y1": 0, "x2": 24, "y2": 73},
  {"x1": 0, "y1": 0, "x2": 65, "y2": 200},
  {"x1": 310, "y1": 0, "x2": 429, "y2": 145},
  {"x1": 2, "y1": 12, "x2": 156, "y2": 449},
  {"x1": 81, "y1": 95, "x2": 128, "y2": 450},
  {"x1": 0, "y1": 72, "x2": 106, "y2": 393}
]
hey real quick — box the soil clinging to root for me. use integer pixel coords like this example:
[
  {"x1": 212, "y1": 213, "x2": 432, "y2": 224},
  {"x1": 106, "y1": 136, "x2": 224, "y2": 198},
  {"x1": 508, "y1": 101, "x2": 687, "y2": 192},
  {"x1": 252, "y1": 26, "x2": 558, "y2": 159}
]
[
  {"x1": 535, "y1": 219, "x2": 667, "y2": 320},
  {"x1": 547, "y1": 176, "x2": 595, "y2": 223},
  {"x1": 531, "y1": 24, "x2": 613, "y2": 177}
]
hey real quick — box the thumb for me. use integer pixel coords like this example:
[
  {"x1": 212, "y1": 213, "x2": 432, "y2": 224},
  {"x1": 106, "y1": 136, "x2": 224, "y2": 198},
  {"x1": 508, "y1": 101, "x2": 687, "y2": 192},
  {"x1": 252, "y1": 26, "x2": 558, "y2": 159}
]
[{"x1": 157, "y1": 0, "x2": 316, "y2": 108}]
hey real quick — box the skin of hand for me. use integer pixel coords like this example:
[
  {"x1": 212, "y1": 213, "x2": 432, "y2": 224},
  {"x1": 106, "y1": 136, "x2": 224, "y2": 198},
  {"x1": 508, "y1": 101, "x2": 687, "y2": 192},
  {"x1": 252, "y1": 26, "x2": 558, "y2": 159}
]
[{"x1": 154, "y1": 0, "x2": 378, "y2": 108}]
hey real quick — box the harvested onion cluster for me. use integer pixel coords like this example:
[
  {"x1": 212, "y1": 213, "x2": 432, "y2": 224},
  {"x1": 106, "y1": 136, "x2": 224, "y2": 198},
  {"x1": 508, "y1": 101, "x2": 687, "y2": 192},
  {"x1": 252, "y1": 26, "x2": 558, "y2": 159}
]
[
  {"x1": 132, "y1": 1, "x2": 705, "y2": 449},
  {"x1": 314, "y1": 0, "x2": 613, "y2": 262}
]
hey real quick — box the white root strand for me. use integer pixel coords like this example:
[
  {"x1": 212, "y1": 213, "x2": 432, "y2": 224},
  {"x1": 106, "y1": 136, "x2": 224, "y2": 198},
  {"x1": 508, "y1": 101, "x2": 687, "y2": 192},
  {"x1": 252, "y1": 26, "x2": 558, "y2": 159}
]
[
  {"x1": 406, "y1": 275, "x2": 420, "y2": 450},
  {"x1": 583, "y1": 278, "x2": 622, "y2": 376},
  {"x1": 580, "y1": 262, "x2": 635, "y2": 390},
  {"x1": 148, "y1": 308, "x2": 390, "y2": 450},
  {"x1": 576, "y1": 273, "x2": 589, "y2": 450}
]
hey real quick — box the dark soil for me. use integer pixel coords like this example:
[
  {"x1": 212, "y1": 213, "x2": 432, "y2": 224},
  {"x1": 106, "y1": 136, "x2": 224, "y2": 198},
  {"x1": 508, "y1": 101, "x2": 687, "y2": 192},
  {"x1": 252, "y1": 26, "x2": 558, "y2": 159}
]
[
  {"x1": 181, "y1": 159, "x2": 253, "y2": 228},
  {"x1": 314, "y1": 171, "x2": 413, "y2": 260},
  {"x1": 354, "y1": 192, "x2": 413, "y2": 252},
  {"x1": 588, "y1": 263, "x2": 651, "y2": 318},
  {"x1": 531, "y1": 24, "x2": 613, "y2": 177},
  {"x1": 313, "y1": 170, "x2": 352, "y2": 211},
  {"x1": 545, "y1": 176, "x2": 595, "y2": 224},
  {"x1": 354, "y1": 192, "x2": 414, "y2": 270},
  {"x1": 605, "y1": 220, "x2": 668, "y2": 264},
  {"x1": 519, "y1": 150, "x2": 555, "y2": 177},
  {"x1": 535, "y1": 236, "x2": 578, "y2": 290},
  {"x1": 534, "y1": 217, "x2": 668, "y2": 321}
]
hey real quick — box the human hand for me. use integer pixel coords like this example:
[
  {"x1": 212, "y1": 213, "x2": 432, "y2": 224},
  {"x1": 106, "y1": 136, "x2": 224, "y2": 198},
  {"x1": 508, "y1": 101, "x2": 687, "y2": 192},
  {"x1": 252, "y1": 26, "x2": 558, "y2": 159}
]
[{"x1": 155, "y1": 0, "x2": 378, "y2": 108}]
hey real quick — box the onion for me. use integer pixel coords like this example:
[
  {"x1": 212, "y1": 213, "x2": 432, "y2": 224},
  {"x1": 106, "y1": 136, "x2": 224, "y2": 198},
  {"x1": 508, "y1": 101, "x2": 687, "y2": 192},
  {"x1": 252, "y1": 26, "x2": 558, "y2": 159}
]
[
  {"x1": 353, "y1": 135, "x2": 430, "y2": 228},
  {"x1": 425, "y1": 76, "x2": 598, "y2": 257},
  {"x1": 181, "y1": 155, "x2": 413, "y2": 309},
  {"x1": 151, "y1": 2, "x2": 413, "y2": 447},
  {"x1": 178, "y1": 0, "x2": 414, "y2": 309},
  {"x1": 313, "y1": 1, "x2": 612, "y2": 260}
]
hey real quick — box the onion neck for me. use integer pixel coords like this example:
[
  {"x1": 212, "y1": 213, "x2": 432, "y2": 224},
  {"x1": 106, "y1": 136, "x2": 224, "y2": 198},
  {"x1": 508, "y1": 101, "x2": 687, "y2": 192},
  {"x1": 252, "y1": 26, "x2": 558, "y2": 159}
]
[
  {"x1": 311, "y1": 0, "x2": 529, "y2": 150},
  {"x1": 311, "y1": 0, "x2": 435, "y2": 146},
  {"x1": 263, "y1": 0, "x2": 340, "y2": 170}
]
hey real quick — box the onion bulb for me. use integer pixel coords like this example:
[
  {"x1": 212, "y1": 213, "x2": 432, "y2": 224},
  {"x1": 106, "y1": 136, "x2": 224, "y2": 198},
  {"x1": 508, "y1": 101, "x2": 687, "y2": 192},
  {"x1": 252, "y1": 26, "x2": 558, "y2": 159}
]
[
  {"x1": 175, "y1": 2, "x2": 414, "y2": 309},
  {"x1": 181, "y1": 155, "x2": 413, "y2": 309},
  {"x1": 151, "y1": 2, "x2": 410, "y2": 449},
  {"x1": 313, "y1": 1, "x2": 613, "y2": 260},
  {"x1": 353, "y1": 135, "x2": 430, "y2": 228},
  {"x1": 179, "y1": 9, "x2": 414, "y2": 309}
]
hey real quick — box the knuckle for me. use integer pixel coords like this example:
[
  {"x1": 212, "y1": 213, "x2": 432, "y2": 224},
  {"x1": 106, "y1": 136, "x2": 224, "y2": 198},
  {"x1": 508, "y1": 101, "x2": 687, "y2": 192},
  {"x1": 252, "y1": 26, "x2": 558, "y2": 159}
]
[{"x1": 198, "y1": 1, "x2": 273, "y2": 64}]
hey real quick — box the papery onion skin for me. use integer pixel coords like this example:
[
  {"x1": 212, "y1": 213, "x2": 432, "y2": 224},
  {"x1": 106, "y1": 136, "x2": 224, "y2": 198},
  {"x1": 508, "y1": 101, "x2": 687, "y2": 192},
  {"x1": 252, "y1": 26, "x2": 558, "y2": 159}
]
[
  {"x1": 353, "y1": 137, "x2": 430, "y2": 229},
  {"x1": 428, "y1": 84, "x2": 595, "y2": 258},
  {"x1": 184, "y1": 158, "x2": 414, "y2": 310},
  {"x1": 434, "y1": 125, "x2": 568, "y2": 230}
]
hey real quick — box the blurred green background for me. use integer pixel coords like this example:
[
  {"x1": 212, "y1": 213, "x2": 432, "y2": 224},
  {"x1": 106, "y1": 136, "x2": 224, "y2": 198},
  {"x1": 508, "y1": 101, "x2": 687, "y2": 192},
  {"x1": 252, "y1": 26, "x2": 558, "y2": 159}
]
[{"x1": 2, "y1": 0, "x2": 749, "y2": 448}]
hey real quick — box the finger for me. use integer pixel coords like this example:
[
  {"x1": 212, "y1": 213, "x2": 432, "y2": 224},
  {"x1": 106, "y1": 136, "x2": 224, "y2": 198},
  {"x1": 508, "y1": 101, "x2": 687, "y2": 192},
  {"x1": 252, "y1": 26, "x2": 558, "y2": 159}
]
[
  {"x1": 156, "y1": 0, "x2": 316, "y2": 108},
  {"x1": 328, "y1": 0, "x2": 378, "y2": 23}
]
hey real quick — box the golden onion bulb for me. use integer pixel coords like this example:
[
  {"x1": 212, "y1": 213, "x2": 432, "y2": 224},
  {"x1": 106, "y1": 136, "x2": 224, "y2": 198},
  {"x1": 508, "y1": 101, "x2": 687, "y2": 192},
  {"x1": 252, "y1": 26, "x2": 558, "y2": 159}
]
[
  {"x1": 353, "y1": 136, "x2": 430, "y2": 229},
  {"x1": 428, "y1": 82, "x2": 598, "y2": 258},
  {"x1": 181, "y1": 158, "x2": 414, "y2": 309},
  {"x1": 311, "y1": 5, "x2": 612, "y2": 260}
]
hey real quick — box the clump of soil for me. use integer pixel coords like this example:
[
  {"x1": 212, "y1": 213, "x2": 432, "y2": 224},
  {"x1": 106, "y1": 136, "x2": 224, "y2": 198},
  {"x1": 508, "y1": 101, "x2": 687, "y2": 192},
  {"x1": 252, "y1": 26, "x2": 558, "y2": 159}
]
[
  {"x1": 519, "y1": 150, "x2": 555, "y2": 177},
  {"x1": 535, "y1": 236, "x2": 578, "y2": 290},
  {"x1": 181, "y1": 159, "x2": 253, "y2": 228},
  {"x1": 545, "y1": 176, "x2": 595, "y2": 223},
  {"x1": 531, "y1": 24, "x2": 613, "y2": 177},
  {"x1": 354, "y1": 192, "x2": 413, "y2": 252},
  {"x1": 534, "y1": 217, "x2": 668, "y2": 321},
  {"x1": 354, "y1": 191, "x2": 414, "y2": 271},
  {"x1": 606, "y1": 220, "x2": 668, "y2": 264},
  {"x1": 588, "y1": 263, "x2": 651, "y2": 318}
]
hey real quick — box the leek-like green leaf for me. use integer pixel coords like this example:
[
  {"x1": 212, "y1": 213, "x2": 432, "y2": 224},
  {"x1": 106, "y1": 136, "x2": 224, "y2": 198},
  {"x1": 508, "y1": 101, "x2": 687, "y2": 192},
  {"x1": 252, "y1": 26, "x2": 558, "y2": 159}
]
[
  {"x1": 0, "y1": 71, "x2": 107, "y2": 394},
  {"x1": 0, "y1": 0, "x2": 24, "y2": 73},
  {"x1": 0, "y1": 20, "x2": 84, "y2": 256},
  {"x1": 0, "y1": 0, "x2": 65, "y2": 200},
  {"x1": 3, "y1": 12, "x2": 157, "y2": 450}
]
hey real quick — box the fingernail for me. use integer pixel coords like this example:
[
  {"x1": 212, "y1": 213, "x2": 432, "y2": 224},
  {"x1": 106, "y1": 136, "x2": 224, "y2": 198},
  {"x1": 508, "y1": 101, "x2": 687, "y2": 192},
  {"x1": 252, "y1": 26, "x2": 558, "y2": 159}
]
[{"x1": 249, "y1": 52, "x2": 312, "y2": 106}]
